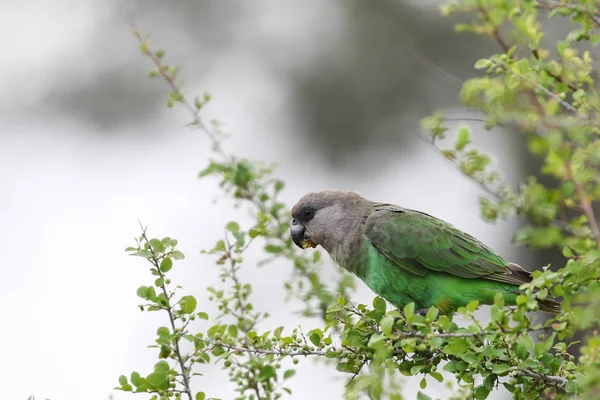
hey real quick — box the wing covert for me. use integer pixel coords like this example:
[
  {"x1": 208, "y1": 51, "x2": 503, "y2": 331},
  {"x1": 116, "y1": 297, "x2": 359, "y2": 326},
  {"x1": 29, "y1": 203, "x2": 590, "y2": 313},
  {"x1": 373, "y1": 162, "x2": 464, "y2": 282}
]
[{"x1": 364, "y1": 207, "x2": 524, "y2": 285}]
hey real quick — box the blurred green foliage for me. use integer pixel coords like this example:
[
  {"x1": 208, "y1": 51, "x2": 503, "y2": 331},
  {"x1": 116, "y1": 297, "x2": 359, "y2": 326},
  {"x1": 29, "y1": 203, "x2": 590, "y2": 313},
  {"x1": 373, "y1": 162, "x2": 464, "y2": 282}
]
[{"x1": 117, "y1": 2, "x2": 600, "y2": 399}]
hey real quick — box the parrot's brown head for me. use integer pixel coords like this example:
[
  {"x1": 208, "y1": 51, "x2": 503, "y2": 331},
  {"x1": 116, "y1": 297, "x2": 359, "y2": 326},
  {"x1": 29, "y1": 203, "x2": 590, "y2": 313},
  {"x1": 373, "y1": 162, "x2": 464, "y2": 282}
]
[{"x1": 290, "y1": 190, "x2": 367, "y2": 251}]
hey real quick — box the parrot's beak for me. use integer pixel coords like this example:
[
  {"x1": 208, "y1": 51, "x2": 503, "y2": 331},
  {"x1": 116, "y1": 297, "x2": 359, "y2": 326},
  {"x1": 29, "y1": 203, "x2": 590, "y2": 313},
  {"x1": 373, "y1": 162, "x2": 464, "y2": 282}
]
[{"x1": 291, "y1": 219, "x2": 316, "y2": 249}]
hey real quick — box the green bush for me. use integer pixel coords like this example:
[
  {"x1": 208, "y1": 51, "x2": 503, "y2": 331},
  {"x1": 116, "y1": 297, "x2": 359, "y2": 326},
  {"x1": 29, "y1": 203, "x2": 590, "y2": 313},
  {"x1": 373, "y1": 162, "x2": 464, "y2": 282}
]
[{"x1": 116, "y1": 2, "x2": 600, "y2": 398}]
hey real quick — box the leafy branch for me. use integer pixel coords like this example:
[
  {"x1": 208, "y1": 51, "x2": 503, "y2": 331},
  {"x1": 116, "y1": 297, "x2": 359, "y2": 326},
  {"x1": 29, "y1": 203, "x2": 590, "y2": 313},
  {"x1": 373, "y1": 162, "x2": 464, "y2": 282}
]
[
  {"x1": 132, "y1": 27, "x2": 353, "y2": 319},
  {"x1": 118, "y1": 1, "x2": 600, "y2": 398}
]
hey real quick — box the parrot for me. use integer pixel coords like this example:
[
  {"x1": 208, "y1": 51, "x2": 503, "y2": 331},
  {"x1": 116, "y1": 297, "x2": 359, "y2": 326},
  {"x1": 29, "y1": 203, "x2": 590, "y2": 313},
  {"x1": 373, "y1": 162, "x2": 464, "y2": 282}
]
[{"x1": 290, "y1": 189, "x2": 560, "y2": 314}]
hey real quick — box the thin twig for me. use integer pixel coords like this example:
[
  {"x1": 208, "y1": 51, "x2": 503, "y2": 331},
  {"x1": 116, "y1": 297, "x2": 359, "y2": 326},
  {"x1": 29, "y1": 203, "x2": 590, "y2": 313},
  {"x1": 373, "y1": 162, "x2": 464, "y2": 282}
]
[
  {"x1": 132, "y1": 26, "x2": 222, "y2": 149},
  {"x1": 517, "y1": 368, "x2": 568, "y2": 387},
  {"x1": 565, "y1": 162, "x2": 600, "y2": 246},
  {"x1": 479, "y1": 1, "x2": 579, "y2": 117},
  {"x1": 536, "y1": 0, "x2": 600, "y2": 28},
  {"x1": 203, "y1": 339, "x2": 327, "y2": 357},
  {"x1": 478, "y1": 3, "x2": 510, "y2": 53},
  {"x1": 139, "y1": 223, "x2": 193, "y2": 400},
  {"x1": 532, "y1": 49, "x2": 580, "y2": 92}
]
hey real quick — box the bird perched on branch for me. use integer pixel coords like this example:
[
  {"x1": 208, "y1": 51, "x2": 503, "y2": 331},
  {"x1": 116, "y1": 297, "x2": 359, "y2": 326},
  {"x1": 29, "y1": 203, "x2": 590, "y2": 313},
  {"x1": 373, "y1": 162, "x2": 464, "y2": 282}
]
[{"x1": 290, "y1": 190, "x2": 560, "y2": 315}]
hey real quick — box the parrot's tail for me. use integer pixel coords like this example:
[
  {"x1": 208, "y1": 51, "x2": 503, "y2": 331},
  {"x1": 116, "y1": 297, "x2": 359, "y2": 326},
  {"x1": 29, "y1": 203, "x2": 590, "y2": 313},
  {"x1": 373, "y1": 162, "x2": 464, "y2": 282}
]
[
  {"x1": 537, "y1": 297, "x2": 562, "y2": 314},
  {"x1": 508, "y1": 263, "x2": 562, "y2": 314}
]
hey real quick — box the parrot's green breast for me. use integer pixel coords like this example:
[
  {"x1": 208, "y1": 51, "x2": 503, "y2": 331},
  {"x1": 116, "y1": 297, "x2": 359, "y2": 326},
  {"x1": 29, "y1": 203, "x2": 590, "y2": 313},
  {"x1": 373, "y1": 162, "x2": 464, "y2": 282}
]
[{"x1": 357, "y1": 239, "x2": 520, "y2": 313}]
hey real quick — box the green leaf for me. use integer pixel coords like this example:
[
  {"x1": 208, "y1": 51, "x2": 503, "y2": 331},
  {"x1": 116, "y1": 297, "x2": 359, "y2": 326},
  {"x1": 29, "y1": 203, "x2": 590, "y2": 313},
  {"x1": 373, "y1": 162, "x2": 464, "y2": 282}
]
[
  {"x1": 274, "y1": 326, "x2": 284, "y2": 338},
  {"x1": 119, "y1": 375, "x2": 128, "y2": 386},
  {"x1": 484, "y1": 374, "x2": 495, "y2": 391},
  {"x1": 461, "y1": 351, "x2": 477, "y2": 364},
  {"x1": 146, "y1": 372, "x2": 169, "y2": 390},
  {"x1": 157, "y1": 326, "x2": 170, "y2": 337},
  {"x1": 228, "y1": 325, "x2": 239, "y2": 338},
  {"x1": 196, "y1": 393, "x2": 206, "y2": 400},
  {"x1": 466, "y1": 299, "x2": 479, "y2": 312},
  {"x1": 265, "y1": 244, "x2": 283, "y2": 253},
  {"x1": 226, "y1": 221, "x2": 240, "y2": 233},
  {"x1": 430, "y1": 371, "x2": 443, "y2": 383},
  {"x1": 426, "y1": 307, "x2": 439, "y2": 321},
  {"x1": 420, "y1": 377, "x2": 427, "y2": 389},
  {"x1": 325, "y1": 351, "x2": 338, "y2": 358},
  {"x1": 474, "y1": 385, "x2": 490, "y2": 400},
  {"x1": 520, "y1": 359, "x2": 539, "y2": 369},
  {"x1": 154, "y1": 360, "x2": 169, "y2": 373},
  {"x1": 373, "y1": 297, "x2": 387, "y2": 314},
  {"x1": 171, "y1": 250, "x2": 185, "y2": 260},
  {"x1": 403, "y1": 302, "x2": 415, "y2": 318},
  {"x1": 130, "y1": 372, "x2": 142, "y2": 386},
  {"x1": 149, "y1": 239, "x2": 165, "y2": 253},
  {"x1": 256, "y1": 365, "x2": 276, "y2": 382},
  {"x1": 274, "y1": 180, "x2": 285, "y2": 193},
  {"x1": 557, "y1": 40, "x2": 569, "y2": 56},
  {"x1": 159, "y1": 257, "x2": 173, "y2": 273},
  {"x1": 309, "y1": 333, "x2": 321, "y2": 346},
  {"x1": 474, "y1": 59, "x2": 490, "y2": 69},
  {"x1": 336, "y1": 361, "x2": 348, "y2": 372},
  {"x1": 207, "y1": 324, "x2": 220, "y2": 338},
  {"x1": 455, "y1": 128, "x2": 471, "y2": 151},
  {"x1": 367, "y1": 333, "x2": 385, "y2": 349},
  {"x1": 159, "y1": 344, "x2": 171, "y2": 359},
  {"x1": 132, "y1": 249, "x2": 152, "y2": 258},
  {"x1": 444, "y1": 338, "x2": 470, "y2": 356},
  {"x1": 491, "y1": 363, "x2": 510, "y2": 375},
  {"x1": 380, "y1": 314, "x2": 395, "y2": 336},
  {"x1": 180, "y1": 295, "x2": 197, "y2": 314},
  {"x1": 146, "y1": 286, "x2": 157, "y2": 301},
  {"x1": 137, "y1": 286, "x2": 148, "y2": 298},
  {"x1": 283, "y1": 369, "x2": 296, "y2": 380},
  {"x1": 197, "y1": 311, "x2": 209, "y2": 320},
  {"x1": 429, "y1": 336, "x2": 443, "y2": 349},
  {"x1": 534, "y1": 334, "x2": 556, "y2": 357},
  {"x1": 417, "y1": 391, "x2": 432, "y2": 400},
  {"x1": 494, "y1": 292, "x2": 504, "y2": 308},
  {"x1": 443, "y1": 361, "x2": 460, "y2": 373},
  {"x1": 326, "y1": 305, "x2": 343, "y2": 313},
  {"x1": 212, "y1": 346, "x2": 225, "y2": 356}
]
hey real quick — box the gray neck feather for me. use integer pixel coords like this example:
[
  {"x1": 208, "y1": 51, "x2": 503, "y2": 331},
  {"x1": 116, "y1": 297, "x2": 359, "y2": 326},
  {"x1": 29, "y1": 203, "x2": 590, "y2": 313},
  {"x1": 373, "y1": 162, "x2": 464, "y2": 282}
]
[{"x1": 318, "y1": 197, "x2": 372, "y2": 272}]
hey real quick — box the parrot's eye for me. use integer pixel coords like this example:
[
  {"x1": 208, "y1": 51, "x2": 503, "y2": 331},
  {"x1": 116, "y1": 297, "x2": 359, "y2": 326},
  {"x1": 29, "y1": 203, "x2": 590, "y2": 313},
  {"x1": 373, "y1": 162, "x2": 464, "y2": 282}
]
[{"x1": 304, "y1": 209, "x2": 314, "y2": 219}]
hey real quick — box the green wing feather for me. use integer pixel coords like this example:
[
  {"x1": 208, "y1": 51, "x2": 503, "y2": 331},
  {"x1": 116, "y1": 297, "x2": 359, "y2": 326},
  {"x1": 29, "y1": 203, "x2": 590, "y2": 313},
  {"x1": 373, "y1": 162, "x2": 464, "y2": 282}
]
[{"x1": 364, "y1": 206, "x2": 528, "y2": 286}]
